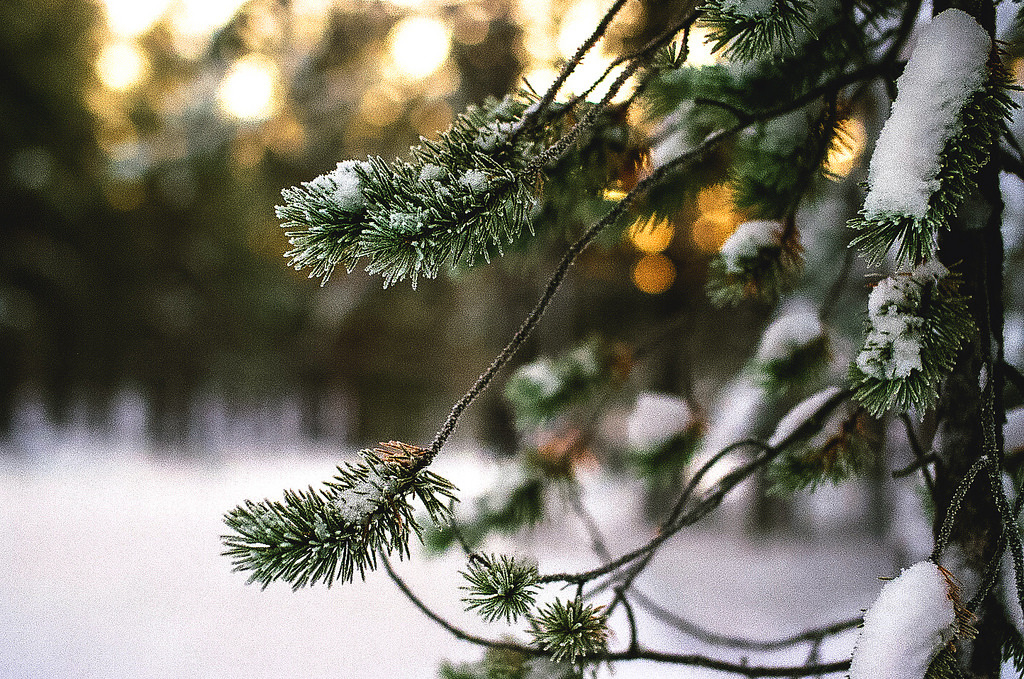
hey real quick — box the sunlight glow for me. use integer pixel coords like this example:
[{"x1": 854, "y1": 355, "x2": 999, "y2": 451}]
[
  {"x1": 100, "y1": 0, "x2": 172, "y2": 37},
  {"x1": 389, "y1": 16, "x2": 452, "y2": 80},
  {"x1": 687, "y1": 26, "x2": 719, "y2": 66},
  {"x1": 218, "y1": 55, "x2": 279, "y2": 121},
  {"x1": 556, "y1": 0, "x2": 601, "y2": 59},
  {"x1": 96, "y1": 42, "x2": 150, "y2": 92},
  {"x1": 824, "y1": 117, "x2": 867, "y2": 179}
]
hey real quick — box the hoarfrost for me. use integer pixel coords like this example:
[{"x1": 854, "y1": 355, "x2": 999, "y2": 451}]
[
  {"x1": 862, "y1": 9, "x2": 990, "y2": 220},
  {"x1": 848, "y1": 561, "x2": 956, "y2": 679}
]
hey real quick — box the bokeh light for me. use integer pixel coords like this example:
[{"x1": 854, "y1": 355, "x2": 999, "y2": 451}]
[
  {"x1": 629, "y1": 216, "x2": 675, "y2": 254},
  {"x1": 218, "y1": 54, "x2": 280, "y2": 121},
  {"x1": 389, "y1": 16, "x2": 452, "y2": 80},
  {"x1": 632, "y1": 253, "x2": 676, "y2": 294},
  {"x1": 99, "y1": 0, "x2": 171, "y2": 38},
  {"x1": 691, "y1": 184, "x2": 741, "y2": 252},
  {"x1": 96, "y1": 42, "x2": 150, "y2": 92},
  {"x1": 687, "y1": 25, "x2": 719, "y2": 66}
]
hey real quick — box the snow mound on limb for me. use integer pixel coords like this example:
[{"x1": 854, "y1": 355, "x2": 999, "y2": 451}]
[{"x1": 849, "y1": 561, "x2": 962, "y2": 679}]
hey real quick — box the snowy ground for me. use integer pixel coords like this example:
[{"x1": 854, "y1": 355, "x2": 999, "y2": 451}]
[{"x1": 0, "y1": 437, "x2": 914, "y2": 679}]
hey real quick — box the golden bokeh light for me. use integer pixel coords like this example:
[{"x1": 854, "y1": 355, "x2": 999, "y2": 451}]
[
  {"x1": 389, "y1": 16, "x2": 452, "y2": 80},
  {"x1": 629, "y1": 216, "x2": 675, "y2": 254},
  {"x1": 218, "y1": 54, "x2": 280, "y2": 121},
  {"x1": 632, "y1": 253, "x2": 676, "y2": 294},
  {"x1": 692, "y1": 184, "x2": 741, "y2": 252},
  {"x1": 96, "y1": 41, "x2": 150, "y2": 92},
  {"x1": 824, "y1": 117, "x2": 867, "y2": 179},
  {"x1": 557, "y1": 0, "x2": 602, "y2": 59}
]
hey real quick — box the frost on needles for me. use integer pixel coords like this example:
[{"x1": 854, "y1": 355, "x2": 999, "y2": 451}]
[
  {"x1": 222, "y1": 441, "x2": 457, "y2": 589},
  {"x1": 277, "y1": 95, "x2": 541, "y2": 288},
  {"x1": 848, "y1": 8, "x2": 1013, "y2": 265}
]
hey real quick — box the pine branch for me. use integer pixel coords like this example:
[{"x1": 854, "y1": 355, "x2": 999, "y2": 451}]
[
  {"x1": 848, "y1": 58, "x2": 1016, "y2": 266},
  {"x1": 222, "y1": 441, "x2": 456, "y2": 589},
  {"x1": 461, "y1": 554, "x2": 540, "y2": 624},
  {"x1": 850, "y1": 263, "x2": 976, "y2": 417},
  {"x1": 698, "y1": 0, "x2": 816, "y2": 61}
]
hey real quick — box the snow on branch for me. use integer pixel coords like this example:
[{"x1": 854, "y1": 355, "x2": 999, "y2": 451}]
[
  {"x1": 849, "y1": 9, "x2": 1013, "y2": 265},
  {"x1": 278, "y1": 95, "x2": 543, "y2": 288},
  {"x1": 849, "y1": 561, "x2": 972, "y2": 679},
  {"x1": 850, "y1": 261, "x2": 975, "y2": 417}
]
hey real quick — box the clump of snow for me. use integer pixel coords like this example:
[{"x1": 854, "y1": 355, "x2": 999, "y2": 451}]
[
  {"x1": 334, "y1": 469, "x2": 394, "y2": 525},
  {"x1": 627, "y1": 392, "x2": 694, "y2": 450},
  {"x1": 856, "y1": 261, "x2": 948, "y2": 380},
  {"x1": 862, "y1": 9, "x2": 990, "y2": 220},
  {"x1": 767, "y1": 385, "x2": 841, "y2": 448},
  {"x1": 458, "y1": 169, "x2": 491, "y2": 193},
  {"x1": 307, "y1": 160, "x2": 370, "y2": 212},
  {"x1": 515, "y1": 359, "x2": 562, "y2": 399},
  {"x1": 1006, "y1": 407, "x2": 1024, "y2": 455},
  {"x1": 418, "y1": 163, "x2": 445, "y2": 184},
  {"x1": 755, "y1": 309, "x2": 823, "y2": 363},
  {"x1": 849, "y1": 561, "x2": 957, "y2": 679},
  {"x1": 719, "y1": 220, "x2": 784, "y2": 273}
]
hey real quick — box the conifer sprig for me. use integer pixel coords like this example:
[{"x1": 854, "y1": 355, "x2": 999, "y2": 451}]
[
  {"x1": 528, "y1": 598, "x2": 609, "y2": 663},
  {"x1": 461, "y1": 554, "x2": 541, "y2": 624},
  {"x1": 848, "y1": 65, "x2": 1016, "y2": 266},
  {"x1": 850, "y1": 263, "x2": 976, "y2": 417},
  {"x1": 698, "y1": 0, "x2": 815, "y2": 61},
  {"x1": 278, "y1": 95, "x2": 543, "y2": 288},
  {"x1": 222, "y1": 441, "x2": 456, "y2": 589}
]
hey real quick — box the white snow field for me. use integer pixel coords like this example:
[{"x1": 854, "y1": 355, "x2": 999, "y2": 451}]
[{"x1": 0, "y1": 436, "x2": 920, "y2": 679}]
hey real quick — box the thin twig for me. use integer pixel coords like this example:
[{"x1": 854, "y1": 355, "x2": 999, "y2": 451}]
[
  {"x1": 897, "y1": 412, "x2": 936, "y2": 499},
  {"x1": 629, "y1": 589, "x2": 862, "y2": 651}
]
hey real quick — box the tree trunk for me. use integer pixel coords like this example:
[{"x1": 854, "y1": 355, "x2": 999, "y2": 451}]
[{"x1": 931, "y1": 0, "x2": 1008, "y2": 675}]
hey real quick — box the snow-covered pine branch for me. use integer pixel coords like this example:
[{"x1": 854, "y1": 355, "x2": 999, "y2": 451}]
[
  {"x1": 222, "y1": 441, "x2": 456, "y2": 589},
  {"x1": 849, "y1": 561, "x2": 972, "y2": 679},
  {"x1": 707, "y1": 218, "x2": 802, "y2": 305},
  {"x1": 278, "y1": 95, "x2": 542, "y2": 288},
  {"x1": 848, "y1": 8, "x2": 1013, "y2": 265},
  {"x1": 850, "y1": 260, "x2": 975, "y2": 417}
]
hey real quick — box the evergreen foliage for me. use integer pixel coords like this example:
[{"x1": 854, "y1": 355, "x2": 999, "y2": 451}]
[
  {"x1": 849, "y1": 264, "x2": 976, "y2": 417},
  {"x1": 278, "y1": 95, "x2": 544, "y2": 288},
  {"x1": 226, "y1": 0, "x2": 1024, "y2": 675},
  {"x1": 528, "y1": 598, "x2": 609, "y2": 663},
  {"x1": 768, "y1": 406, "x2": 878, "y2": 494},
  {"x1": 461, "y1": 554, "x2": 541, "y2": 624},
  {"x1": 698, "y1": 0, "x2": 816, "y2": 62},
  {"x1": 848, "y1": 66, "x2": 1016, "y2": 266},
  {"x1": 222, "y1": 441, "x2": 456, "y2": 588}
]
